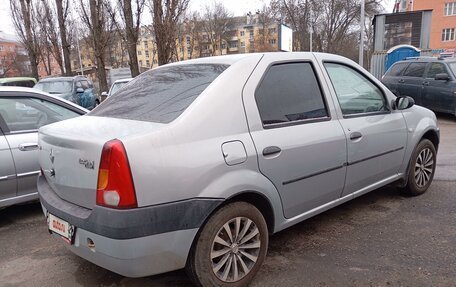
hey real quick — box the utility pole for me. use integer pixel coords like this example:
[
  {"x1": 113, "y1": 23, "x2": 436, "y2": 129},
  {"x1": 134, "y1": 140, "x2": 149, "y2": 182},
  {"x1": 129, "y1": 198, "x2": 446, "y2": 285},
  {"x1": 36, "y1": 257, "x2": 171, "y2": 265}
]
[{"x1": 359, "y1": 0, "x2": 365, "y2": 67}]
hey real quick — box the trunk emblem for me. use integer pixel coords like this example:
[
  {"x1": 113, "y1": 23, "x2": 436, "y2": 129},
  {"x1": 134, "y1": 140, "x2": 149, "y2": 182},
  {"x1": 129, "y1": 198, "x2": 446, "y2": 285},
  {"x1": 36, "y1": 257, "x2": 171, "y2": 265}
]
[
  {"x1": 49, "y1": 149, "x2": 55, "y2": 164},
  {"x1": 79, "y1": 159, "x2": 95, "y2": 170}
]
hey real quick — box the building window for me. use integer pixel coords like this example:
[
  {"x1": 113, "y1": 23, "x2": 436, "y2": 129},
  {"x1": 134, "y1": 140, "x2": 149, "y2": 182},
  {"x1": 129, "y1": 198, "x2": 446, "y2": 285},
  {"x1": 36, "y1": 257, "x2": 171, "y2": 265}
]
[
  {"x1": 442, "y1": 28, "x2": 455, "y2": 42},
  {"x1": 268, "y1": 28, "x2": 276, "y2": 34},
  {"x1": 146, "y1": 59, "x2": 150, "y2": 66},
  {"x1": 0, "y1": 46, "x2": 3, "y2": 51},
  {"x1": 240, "y1": 41, "x2": 245, "y2": 47},
  {"x1": 444, "y1": 2, "x2": 456, "y2": 16},
  {"x1": 229, "y1": 41, "x2": 238, "y2": 48},
  {"x1": 9, "y1": 46, "x2": 14, "y2": 51},
  {"x1": 138, "y1": 50, "x2": 141, "y2": 55},
  {"x1": 145, "y1": 50, "x2": 149, "y2": 58},
  {"x1": 187, "y1": 47, "x2": 191, "y2": 55},
  {"x1": 240, "y1": 31, "x2": 245, "y2": 37},
  {"x1": 221, "y1": 43, "x2": 226, "y2": 49},
  {"x1": 186, "y1": 36, "x2": 191, "y2": 45},
  {"x1": 139, "y1": 60, "x2": 143, "y2": 67},
  {"x1": 249, "y1": 30, "x2": 254, "y2": 38},
  {"x1": 144, "y1": 41, "x2": 148, "y2": 49},
  {"x1": 268, "y1": 39, "x2": 277, "y2": 45}
]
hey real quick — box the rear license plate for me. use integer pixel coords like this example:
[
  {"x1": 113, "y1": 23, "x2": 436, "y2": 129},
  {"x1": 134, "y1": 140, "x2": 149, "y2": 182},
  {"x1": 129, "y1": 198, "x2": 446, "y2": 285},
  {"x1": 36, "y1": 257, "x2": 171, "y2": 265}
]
[{"x1": 47, "y1": 213, "x2": 75, "y2": 244}]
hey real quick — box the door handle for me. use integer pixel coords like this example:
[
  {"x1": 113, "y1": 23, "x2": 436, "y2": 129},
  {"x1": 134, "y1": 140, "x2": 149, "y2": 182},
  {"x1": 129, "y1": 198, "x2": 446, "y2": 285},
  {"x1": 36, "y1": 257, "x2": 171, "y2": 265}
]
[
  {"x1": 349, "y1": 132, "x2": 363, "y2": 141},
  {"x1": 18, "y1": 143, "x2": 39, "y2": 151},
  {"x1": 263, "y1": 146, "x2": 281, "y2": 157},
  {"x1": 398, "y1": 79, "x2": 405, "y2": 83}
]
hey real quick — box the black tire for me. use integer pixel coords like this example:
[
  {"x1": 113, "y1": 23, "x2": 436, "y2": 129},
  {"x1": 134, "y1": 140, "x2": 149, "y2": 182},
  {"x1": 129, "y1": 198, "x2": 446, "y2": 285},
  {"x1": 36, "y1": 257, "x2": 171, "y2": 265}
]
[
  {"x1": 403, "y1": 139, "x2": 436, "y2": 196},
  {"x1": 186, "y1": 202, "x2": 268, "y2": 287}
]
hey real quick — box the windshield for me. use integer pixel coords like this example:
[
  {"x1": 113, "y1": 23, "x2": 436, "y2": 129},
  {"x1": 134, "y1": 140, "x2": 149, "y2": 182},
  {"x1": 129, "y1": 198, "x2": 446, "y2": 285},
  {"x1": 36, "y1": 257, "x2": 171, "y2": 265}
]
[
  {"x1": 90, "y1": 64, "x2": 229, "y2": 123},
  {"x1": 109, "y1": 82, "x2": 129, "y2": 96},
  {"x1": 34, "y1": 81, "x2": 73, "y2": 94},
  {"x1": 449, "y1": 63, "x2": 456, "y2": 76}
]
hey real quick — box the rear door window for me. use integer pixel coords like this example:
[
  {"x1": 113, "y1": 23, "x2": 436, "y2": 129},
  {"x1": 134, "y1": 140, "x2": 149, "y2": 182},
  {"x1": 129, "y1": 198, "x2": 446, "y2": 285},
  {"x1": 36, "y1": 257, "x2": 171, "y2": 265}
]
[
  {"x1": 403, "y1": 62, "x2": 427, "y2": 78},
  {"x1": 90, "y1": 64, "x2": 229, "y2": 123},
  {"x1": 386, "y1": 63, "x2": 409, "y2": 76},
  {"x1": 255, "y1": 62, "x2": 328, "y2": 127},
  {"x1": 426, "y1": 63, "x2": 449, "y2": 79}
]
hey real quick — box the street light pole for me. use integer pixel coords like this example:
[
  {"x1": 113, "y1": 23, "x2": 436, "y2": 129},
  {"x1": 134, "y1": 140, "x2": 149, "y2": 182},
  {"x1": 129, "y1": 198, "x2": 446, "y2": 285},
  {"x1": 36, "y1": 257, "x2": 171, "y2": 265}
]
[{"x1": 359, "y1": 0, "x2": 365, "y2": 67}]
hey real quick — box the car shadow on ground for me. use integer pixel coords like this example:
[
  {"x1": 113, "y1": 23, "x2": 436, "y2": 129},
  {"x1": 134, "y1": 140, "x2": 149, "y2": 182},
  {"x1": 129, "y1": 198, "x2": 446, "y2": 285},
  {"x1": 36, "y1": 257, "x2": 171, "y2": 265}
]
[{"x1": 0, "y1": 201, "x2": 42, "y2": 228}]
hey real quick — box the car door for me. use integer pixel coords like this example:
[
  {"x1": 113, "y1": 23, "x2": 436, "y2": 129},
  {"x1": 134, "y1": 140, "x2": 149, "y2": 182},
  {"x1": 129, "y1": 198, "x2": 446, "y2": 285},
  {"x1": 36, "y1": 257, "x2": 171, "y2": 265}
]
[
  {"x1": 322, "y1": 61, "x2": 407, "y2": 197},
  {"x1": 243, "y1": 54, "x2": 347, "y2": 219},
  {"x1": 0, "y1": 93, "x2": 82, "y2": 197},
  {"x1": 398, "y1": 62, "x2": 427, "y2": 106},
  {"x1": 0, "y1": 124, "x2": 17, "y2": 202},
  {"x1": 423, "y1": 62, "x2": 455, "y2": 113}
]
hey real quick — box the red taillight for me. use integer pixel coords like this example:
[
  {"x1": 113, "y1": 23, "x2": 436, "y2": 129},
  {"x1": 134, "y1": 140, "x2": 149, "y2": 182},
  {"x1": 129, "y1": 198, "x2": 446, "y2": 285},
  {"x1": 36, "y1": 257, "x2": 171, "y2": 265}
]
[{"x1": 96, "y1": 139, "x2": 137, "y2": 209}]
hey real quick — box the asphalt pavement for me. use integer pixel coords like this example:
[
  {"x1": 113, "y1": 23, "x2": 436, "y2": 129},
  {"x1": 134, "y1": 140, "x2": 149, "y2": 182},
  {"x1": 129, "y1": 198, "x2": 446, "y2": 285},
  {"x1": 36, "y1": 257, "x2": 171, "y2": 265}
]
[{"x1": 0, "y1": 115, "x2": 455, "y2": 287}]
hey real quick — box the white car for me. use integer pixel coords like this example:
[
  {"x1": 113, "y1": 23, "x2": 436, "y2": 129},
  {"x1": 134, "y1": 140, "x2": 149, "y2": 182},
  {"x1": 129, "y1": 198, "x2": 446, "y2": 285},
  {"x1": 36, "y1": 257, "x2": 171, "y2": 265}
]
[{"x1": 102, "y1": 78, "x2": 133, "y2": 98}]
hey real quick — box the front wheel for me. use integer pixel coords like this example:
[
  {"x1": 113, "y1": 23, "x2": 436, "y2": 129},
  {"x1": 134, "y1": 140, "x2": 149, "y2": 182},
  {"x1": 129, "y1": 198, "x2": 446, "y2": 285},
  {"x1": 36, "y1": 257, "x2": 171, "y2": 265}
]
[
  {"x1": 403, "y1": 139, "x2": 436, "y2": 196},
  {"x1": 186, "y1": 201, "x2": 268, "y2": 287}
]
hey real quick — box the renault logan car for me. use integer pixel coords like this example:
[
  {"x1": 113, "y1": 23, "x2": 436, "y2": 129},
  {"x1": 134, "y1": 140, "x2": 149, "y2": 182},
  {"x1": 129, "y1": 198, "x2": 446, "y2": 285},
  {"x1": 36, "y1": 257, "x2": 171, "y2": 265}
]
[
  {"x1": 37, "y1": 53, "x2": 439, "y2": 286},
  {"x1": 0, "y1": 87, "x2": 86, "y2": 208}
]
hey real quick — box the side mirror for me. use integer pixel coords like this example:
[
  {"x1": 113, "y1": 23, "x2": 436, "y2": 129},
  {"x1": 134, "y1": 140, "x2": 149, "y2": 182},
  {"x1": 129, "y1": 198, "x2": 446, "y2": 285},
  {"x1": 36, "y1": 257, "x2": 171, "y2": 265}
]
[
  {"x1": 101, "y1": 91, "x2": 108, "y2": 97},
  {"x1": 395, "y1": 96, "x2": 415, "y2": 110},
  {"x1": 435, "y1": 73, "x2": 450, "y2": 81},
  {"x1": 76, "y1": 87, "x2": 84, "y2": 93}
]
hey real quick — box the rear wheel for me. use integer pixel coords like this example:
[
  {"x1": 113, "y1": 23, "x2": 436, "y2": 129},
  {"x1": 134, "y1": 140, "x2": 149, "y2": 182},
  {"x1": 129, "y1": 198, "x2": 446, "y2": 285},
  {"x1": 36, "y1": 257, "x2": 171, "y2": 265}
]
[
  {"x1": 186, "y1": 202, "x2": 268, "y2": 287},
  {"x1": 403, "y1": 139, "x2": 436, "y2": 196}
]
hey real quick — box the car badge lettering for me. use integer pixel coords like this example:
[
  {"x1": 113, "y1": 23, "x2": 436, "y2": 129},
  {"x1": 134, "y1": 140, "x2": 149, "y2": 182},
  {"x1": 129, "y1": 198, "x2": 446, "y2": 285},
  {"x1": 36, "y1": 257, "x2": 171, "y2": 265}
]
[{"x1": 79, "y1": 159, "x2": 95, "y2": 170}]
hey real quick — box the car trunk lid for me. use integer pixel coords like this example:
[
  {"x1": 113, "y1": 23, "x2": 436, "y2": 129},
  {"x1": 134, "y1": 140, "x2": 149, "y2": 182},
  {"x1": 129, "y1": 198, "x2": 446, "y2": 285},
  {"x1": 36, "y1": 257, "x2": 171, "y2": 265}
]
[{"x1": 39, "y1": 116, "x2": 164, "y2": 209}]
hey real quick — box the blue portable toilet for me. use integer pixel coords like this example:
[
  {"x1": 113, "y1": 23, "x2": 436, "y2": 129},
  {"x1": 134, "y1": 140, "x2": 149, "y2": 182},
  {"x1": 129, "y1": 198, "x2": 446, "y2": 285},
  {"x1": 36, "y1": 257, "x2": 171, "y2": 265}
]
[{"x1": 385, "y1": 45, "x2": 421, "y2": 71}]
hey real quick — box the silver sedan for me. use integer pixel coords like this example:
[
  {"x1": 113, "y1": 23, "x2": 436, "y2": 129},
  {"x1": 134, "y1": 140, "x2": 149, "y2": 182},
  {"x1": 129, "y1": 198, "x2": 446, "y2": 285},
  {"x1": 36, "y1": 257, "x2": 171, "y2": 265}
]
[
  {"x1": 0, "y1": 87, "x2": 86, "y2": 208},
  {"x1": 37, "y1": 53, "x2": 439, "y2": 286}
]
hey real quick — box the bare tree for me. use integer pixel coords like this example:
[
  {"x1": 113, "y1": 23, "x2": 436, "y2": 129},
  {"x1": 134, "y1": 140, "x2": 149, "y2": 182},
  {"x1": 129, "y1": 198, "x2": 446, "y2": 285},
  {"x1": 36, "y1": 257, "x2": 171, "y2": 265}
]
[
  {"x1": 149, "y1": 0, "x2": 189, "y2": 65},
  {"x1": 55, "y1": 0, "x2": 72, "y2": 75},
  {"x1": 202, "y1": 2, "x2": 233, "y2": 56},
  {"x1": 108, "y1": 0, "x2": 146, "y2": 76},
  {"x1": 182, "y1": 12, "x2": 203, "y2": 59},
  {"x1": 78, "y1": 0, "x2": 115, "y2": 93},
  {"x1": 10, "y1": 0, "x2": 40, "y2": 79},
  {"x1": 253, "y1": 6, "x2": 276, "y2": 52}
]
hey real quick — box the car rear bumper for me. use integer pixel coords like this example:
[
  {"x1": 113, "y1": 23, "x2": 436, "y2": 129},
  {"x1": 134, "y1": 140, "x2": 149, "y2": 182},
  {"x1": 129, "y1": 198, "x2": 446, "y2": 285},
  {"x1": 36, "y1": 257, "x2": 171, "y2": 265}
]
[
  {"x1": 37, "y1": 175, "x2": 223, "y2": 277},
  {"x1": 42, "y1": 202, "x2": 197, "y2": 277}
]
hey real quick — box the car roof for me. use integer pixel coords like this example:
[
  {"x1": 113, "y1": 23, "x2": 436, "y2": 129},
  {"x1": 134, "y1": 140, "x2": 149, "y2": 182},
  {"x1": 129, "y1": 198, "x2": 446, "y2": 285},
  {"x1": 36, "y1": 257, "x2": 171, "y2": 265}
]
[
  {"x1": 113, "y1": 78, "x2": 133, "y2": 84},
  {"x1": 395, "y1": 57, "x2": 456, "y2": 64},
  {"x1": 0, "y1": 77, "x2": 37, "y2": 83},
  {"x1": 38, "y1": 75, "x2": 90, "y2": 82},
  {"x1": 0, "y1": 86, "x2": 88, "y2": 113}
]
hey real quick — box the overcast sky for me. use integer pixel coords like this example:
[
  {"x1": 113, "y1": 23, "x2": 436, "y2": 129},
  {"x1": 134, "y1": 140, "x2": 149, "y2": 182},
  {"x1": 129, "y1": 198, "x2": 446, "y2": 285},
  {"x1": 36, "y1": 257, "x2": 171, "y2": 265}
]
[{"x1": 0, "y1": 0, "x2": 396, "y2": 36}]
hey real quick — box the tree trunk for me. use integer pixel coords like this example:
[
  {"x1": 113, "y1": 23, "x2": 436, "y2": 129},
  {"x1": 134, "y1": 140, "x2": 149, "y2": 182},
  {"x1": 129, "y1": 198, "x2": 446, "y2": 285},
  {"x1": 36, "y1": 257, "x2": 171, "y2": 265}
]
[
  {"x1": 19, "y1": 0, "x2": 39, "y2": 80},
  {"x1": 123, "y1": 0, "x2": 140, "y2": 76},
  {"x1": 89, "y1": 0, "x2": 109, "y2": 93},
  {"x1": 55, "y1": 0, "x2": 72, "y2": 75}
]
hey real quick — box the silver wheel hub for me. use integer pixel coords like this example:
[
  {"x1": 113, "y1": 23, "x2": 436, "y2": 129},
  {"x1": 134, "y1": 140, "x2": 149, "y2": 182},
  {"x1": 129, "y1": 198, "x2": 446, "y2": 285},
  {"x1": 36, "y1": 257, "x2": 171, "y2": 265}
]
[
  {"x1": 210, "y1": 217, "x2": 261, "y2": 283},
  {"x1": 414, "y1": 148, "x2": 434, "y2": 188}
]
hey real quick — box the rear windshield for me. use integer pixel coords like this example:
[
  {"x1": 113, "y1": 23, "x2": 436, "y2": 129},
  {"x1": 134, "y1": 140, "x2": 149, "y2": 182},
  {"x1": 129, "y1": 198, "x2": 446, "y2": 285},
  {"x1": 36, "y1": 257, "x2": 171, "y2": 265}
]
[
  {"x1": 385, "y1": 62, "x2": 409, "y2": 77},
  {"x1": 35, "y1": 81, "x2": 73, "y2": 94},
  {"x1": 90, "y1": 64, "x2": 229, "y2": 123}
]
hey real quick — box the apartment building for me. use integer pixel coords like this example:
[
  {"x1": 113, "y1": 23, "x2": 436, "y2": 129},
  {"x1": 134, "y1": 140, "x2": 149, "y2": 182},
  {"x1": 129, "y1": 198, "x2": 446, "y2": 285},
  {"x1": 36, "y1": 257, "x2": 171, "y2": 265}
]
[
  {"x1": 0, "y1": 31, "x2": 29, "y2": 77},
  {"x1": 411, "y1": 0, "x2": 456, "y2": 54}
]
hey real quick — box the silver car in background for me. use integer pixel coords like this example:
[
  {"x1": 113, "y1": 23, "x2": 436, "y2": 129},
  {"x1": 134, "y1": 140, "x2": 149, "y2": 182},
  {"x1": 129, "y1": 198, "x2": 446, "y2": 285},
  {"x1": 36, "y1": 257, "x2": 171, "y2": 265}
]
[
  {"x1": 37, "y1": 53, "x2": 439, "y2": 286},
  {"x1": 0, "y1": 87, "x2": 86, "y2": 208}
]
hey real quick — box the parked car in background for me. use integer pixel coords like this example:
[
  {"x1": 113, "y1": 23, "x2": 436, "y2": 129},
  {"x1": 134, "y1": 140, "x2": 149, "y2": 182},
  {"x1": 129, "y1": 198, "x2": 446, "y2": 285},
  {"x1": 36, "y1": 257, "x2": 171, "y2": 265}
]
[
  {"x1": 382, "y1": 57, "x2": 456, "y2": 117},
  {"x1": 0, "y1": 87, "x2": 86, "y2": 208},
  {"x1": 37, "y1": 53, "x2": 439, "y2": 286},
  {"x1": 34, "y1": 76, "x2": 99, "y2": 110},
  {"x1": 102, "y1": 78, "x2": 133, "y2": 98},
  {"x1": 0, "y1": 77, "x2": 37, "y2": 88}
]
